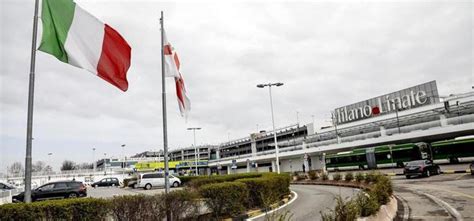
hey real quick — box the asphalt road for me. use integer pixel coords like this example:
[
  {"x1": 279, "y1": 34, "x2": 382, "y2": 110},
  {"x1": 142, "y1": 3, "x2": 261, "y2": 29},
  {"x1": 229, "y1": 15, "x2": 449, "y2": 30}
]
[
  {"x1": 255, "y1": 185, "x2": 359, "y2": 221},
  {"x1": 392, "y1": 173, "x2": 474, "y2": 220}
]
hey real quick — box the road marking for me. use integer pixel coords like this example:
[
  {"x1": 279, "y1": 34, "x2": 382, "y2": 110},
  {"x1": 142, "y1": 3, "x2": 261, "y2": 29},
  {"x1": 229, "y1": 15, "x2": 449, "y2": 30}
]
[
  {"x1": 419, "y1": 191, "x2": 463, "y2": 221},
  {"x1": 394, "y1": 194, "x2": 409, "y2": 221},
  {"x1": 455, "y1": 174, "x2": 467, "y2": 180},
  {"x1": 408, "y1": 184, "x2": 474, "y2": 200},
  {"x1": 246, "y1": 190, "x2": 298, "y2": 221}
]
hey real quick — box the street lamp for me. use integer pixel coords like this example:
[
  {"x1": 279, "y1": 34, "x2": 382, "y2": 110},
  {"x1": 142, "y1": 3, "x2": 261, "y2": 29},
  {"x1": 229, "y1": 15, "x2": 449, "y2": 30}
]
[
  {"x1": 257, "y1": 82, "x2": 284, "y2": 174},
  {"x1": 92, "y1": 148, "x2": 96, "y2": 172},
  {"x1": 103, "y1": 153, "x2": 107, "y2": 175},
  {"x1": 47, "y1": 153, "x2": 53, "y2": 174},
  {"x1": 187, "y1": 127, "x2": 201, "y2": 176},
  {"x1": 121, "y1": 144, "x2": 126, "y2": 180}
]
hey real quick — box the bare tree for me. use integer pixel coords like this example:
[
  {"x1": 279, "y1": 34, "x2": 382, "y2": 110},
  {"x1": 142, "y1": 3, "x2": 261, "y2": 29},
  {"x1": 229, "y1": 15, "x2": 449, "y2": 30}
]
[
  {"x1": 44, "y1": 165, "x2": 53, "y2": 173},
  {"x1": 8, "y1": 162, "x2": 24, "y2": 175},
  {"x1": 77, "y1": 163, "x2": 94, "y2": 169},
  {"x1": 61, "y1": 160, "x2": 77, "y2": 171},
  {"x1": 32, "y1": 161, "x2": 46, "y2": 173}
]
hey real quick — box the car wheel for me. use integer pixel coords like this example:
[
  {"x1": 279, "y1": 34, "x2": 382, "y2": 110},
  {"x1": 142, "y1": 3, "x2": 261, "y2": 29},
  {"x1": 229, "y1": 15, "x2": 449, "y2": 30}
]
[
  {"x1": 173, "y1": 182, "x2": 179, "y2": 188},
  {"x1": 68, "y1": 193, "x2": 78, "y2": 198},
  {"x1": 133, "y1": 184, "x2": 137, "y2": 189},
  {"x1": 426, "y1": 170, "x2": 430, "y2": 177},
  {"x1": 145, "y1": 184, "x2": 152, "y2": 190},
  {"x1": 94, "y1": 185, "x2": 98, "y2": 188},
  {"x1": 405, "y1": 175, "x2": 411, "y2": 179},
  {"x1": 437, "y1": 168, "x2": 441, "y2": 175}
]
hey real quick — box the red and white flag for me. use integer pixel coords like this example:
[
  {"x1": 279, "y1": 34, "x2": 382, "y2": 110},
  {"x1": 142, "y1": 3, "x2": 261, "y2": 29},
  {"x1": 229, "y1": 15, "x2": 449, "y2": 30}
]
[{"x1": 163, "y1": 30, "x2": 191, "y2": 117}]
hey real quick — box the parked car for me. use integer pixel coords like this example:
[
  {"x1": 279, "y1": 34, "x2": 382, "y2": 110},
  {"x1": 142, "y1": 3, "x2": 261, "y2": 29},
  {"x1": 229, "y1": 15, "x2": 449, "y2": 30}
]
[
  {"x1": 127, "y1": 179, "x2": 138, "y2": 188},
  {"x1": 0, "y1": 182, "x2": 15, "y2": 191},
  {"x1": 136, "y1": 173, "x2": 181, "y2": 190},
  {"x1": 404, "y1": 160, "x2": 441, "y2": 178},
  {"x1": 470, "y1": 162, "x2": 474, "y2": 175},
  {"x1": 12, "y1": 181, "x2": 86, "y2": 202},
  {"x1": 92, "y1": 177, "x2": 120, "y2": 187}
]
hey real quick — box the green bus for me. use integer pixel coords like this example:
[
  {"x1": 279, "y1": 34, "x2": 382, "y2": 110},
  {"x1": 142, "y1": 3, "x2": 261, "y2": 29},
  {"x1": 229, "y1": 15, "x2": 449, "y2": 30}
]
[
  {"x1": 326, "y1": 138, "x2": 474, "y2": 170},
  {"x1": 326, "y1": 142, "x2": 430, "y2": 170},
  {"x1": 432, "y1": 137, "x2": 474, "y2": 163}
]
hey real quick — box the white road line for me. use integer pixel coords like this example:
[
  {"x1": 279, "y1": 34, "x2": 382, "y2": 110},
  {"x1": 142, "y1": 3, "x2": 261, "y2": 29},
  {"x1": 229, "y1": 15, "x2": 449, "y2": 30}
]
[
  {"x1": 246, "y1": 190, "x2": 299, "y2": 221},
  {"x1": 419, "y1": 191, "x2": 463, "y2": 221}
]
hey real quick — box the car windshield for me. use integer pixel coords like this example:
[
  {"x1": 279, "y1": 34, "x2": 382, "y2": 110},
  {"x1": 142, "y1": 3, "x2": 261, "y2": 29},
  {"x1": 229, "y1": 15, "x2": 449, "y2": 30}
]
[{"x1": 406, "y1": 160, "x2": 425, "y2": 166}]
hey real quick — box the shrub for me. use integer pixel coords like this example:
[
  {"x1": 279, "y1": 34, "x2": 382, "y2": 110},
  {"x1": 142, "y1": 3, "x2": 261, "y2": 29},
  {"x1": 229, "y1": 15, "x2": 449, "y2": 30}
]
[
  {"x1": 354, "y1": 192, "x2": 379, "y2": 217},
  {"x1": 322, "y1": 173, "x2": 329, "y2": 181},
  {"x1": 355, "y1": 172, "x2": 364, "y2": 182},
  {"x1": 110, "y1": 195, "x2": 164, "y2": 221},
  {"x1": 320, "y1": 196, "x2": 358, "y2": 221},
  {"x1": 296, "y1": 174, "x2": 306, "y2": 181},
  {"x1": 308, "y1": 170, "x2": 319, "y2": 180},
  {"x1": 0, "y1": 198, "x2": 110, "y2": 221},
  {"x1": 237, "y1": 174, "x2": 290, "y2": 209},
  {"x1": 160, "y1": 190, "x2": 200, "y2": 220},
  {"x1": 333, "y1": 173, "x2": 342, "y2": 181},
  {"x1": 188, "y1": 173, "x2": 262, "y2": 189},
  {"x1": 344, "y1": 172, "x2": 354, "y2": 182},
  {"x1": 369, "y1": 175, "x2": 392, "y2": 205},
  {"x1": 365, "y1": 172, "x2": 377, "y2": 183},
  {"x1": 177, "y1": 175, "x2": 204, "y2": 186},
  {"x1": 200, "y1": 181, "x2": 249, "y2": 219}
]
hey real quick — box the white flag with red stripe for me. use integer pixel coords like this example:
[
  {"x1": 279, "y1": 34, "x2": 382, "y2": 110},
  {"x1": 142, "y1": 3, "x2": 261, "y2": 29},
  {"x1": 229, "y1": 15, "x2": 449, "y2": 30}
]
[{"x1": 163, "y1": 30, "x2": 191, "y2": 117}]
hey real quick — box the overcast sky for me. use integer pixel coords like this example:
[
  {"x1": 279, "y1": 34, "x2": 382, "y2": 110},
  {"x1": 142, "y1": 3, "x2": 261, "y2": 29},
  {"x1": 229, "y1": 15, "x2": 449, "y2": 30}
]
[{"x1": 1, "y1": 0, "x2": 472, "y2": 172}]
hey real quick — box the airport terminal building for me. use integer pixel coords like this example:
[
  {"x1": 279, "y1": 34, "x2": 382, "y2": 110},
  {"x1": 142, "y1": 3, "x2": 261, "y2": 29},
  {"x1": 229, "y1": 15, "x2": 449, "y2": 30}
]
[{"x1": 207, "y1": 81, "x2": 474, "y2": 174}]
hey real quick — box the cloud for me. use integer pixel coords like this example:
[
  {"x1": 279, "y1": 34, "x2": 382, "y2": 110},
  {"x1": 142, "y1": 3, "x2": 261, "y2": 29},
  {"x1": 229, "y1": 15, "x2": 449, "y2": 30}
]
[{"x1": 1, "y1": 0, "x2": 472, "y2": 171}]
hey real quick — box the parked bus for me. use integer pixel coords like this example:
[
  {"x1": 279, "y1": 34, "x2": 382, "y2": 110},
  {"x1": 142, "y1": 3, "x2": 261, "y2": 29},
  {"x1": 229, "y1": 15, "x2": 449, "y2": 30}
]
[
  {"x1": 432, "y1": 137, "x2": 474, "y2": 163},
  {"x1": 326, "y1": 142, "x2": 430, "y2": 171},
  {"x1": 326, "y1": 138, "x2": 474, "y2": 170}
]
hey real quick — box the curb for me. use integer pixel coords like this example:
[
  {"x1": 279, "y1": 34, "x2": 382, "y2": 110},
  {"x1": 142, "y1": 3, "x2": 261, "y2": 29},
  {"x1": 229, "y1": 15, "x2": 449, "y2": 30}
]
[
  {"x1": 357, "y1": 196, "x2": 398, "y2": 221},
  {"x1": 441, "y1": 169, "x2": 471, "y2": 174},
  {"x1": 385, "y1": 169, "x2": 471, "y2": 176},
  {"x1": 245, "y1": 191, "x2": 298, "y2": 220}
]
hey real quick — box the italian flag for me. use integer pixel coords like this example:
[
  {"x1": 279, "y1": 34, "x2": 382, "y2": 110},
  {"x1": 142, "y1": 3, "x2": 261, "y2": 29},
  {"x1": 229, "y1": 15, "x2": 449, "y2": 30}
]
[{"x1": 39, "y1": 0, "x2": 131, "y2": 91}]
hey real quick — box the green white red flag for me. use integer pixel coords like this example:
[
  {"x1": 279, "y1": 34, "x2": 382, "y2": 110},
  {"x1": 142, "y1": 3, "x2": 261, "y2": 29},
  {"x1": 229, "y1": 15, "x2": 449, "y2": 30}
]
[
  {"x1": 163, "y1": 30, "x2": 191, "y2": 117},
  {"x1": 39, "y1": 0, "x2": 131, "y2": 91}
]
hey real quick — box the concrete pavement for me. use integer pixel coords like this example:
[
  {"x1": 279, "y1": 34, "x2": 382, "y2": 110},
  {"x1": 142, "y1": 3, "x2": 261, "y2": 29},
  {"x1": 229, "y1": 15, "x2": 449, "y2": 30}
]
[
  {"x1": 255, "y1": 185, "x2": 359, "y2": 221},
  {"x1": 393, "y1": 173, "x2": 474, "y2": 220}
]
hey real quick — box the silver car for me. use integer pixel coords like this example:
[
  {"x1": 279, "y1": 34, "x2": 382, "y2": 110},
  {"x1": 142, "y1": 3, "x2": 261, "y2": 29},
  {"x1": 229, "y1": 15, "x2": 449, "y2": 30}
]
[{"x1": 136, "y1": 173, "x2": 181, "y2": 190}]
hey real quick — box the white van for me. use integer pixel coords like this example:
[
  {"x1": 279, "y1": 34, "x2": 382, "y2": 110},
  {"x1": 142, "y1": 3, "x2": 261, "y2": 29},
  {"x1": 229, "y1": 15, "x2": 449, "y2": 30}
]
[{"x1": 136, "y1": 173, "x2": 181, "y2": 190}]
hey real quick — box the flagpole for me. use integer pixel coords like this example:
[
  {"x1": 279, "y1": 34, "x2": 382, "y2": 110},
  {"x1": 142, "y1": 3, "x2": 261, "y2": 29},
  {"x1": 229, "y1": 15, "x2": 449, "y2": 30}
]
[
  {"x1": 24, "y1": 0, "x2": 40, "y2": 203},
  {"x1": 160, "y1": 11, "x2": 170, "y2": 194}
]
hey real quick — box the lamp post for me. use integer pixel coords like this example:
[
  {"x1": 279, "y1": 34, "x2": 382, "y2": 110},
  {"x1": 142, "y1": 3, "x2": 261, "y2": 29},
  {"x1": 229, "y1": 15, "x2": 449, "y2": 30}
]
[
  {"x1": 47, "y1": 153, "x2": 52, "y2": 174},
  {"x1": 296, "y1": 111, "x2": 299, "y2": 126},
  {"x1": 257, "y1": 82, "x2": 284, "y2": 174},
  {"x1": 103, "y1": 153, "x2": 107, "y2": 175},
  {"x1": 187, "y1": 128, "x2": 201, "y2": 176},
  {"x1": 121, "y1": 144, "x2": 126, "y2": 180},
  {"x1": 92, "y1": 148, "x2": 96, "y2": 172},
  {"x1": 330, "y1": 113, "x2": 340, "y2": 144}
]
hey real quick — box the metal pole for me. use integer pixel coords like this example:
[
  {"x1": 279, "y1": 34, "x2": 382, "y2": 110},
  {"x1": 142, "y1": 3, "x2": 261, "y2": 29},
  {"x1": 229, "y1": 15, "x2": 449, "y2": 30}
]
[
  {"x1": 389, "y1": 145, "x2": 394, "y2": 173},
  {"x1": 268, "y1": 86, "x2": 280, "y2": 174},
  {"x1": 104, "y1": 153, "x2": 107, "y2": 175},
  {"x1": 296, "y1": 111, "x2": 299, "y2": 126},
  {"x1": 160, "y1": 11, "x2": 170, "y2": 194},
  {"x1": 193, "y1": 130, "x2": 198, "y2": 176},
  {"x1": 121, "y1": 144, "x2": 125, "y2": 180},
  {"x1": 395, "y1": 108, "x2": 401, "y2": 134},
  {"x1": 92, "y1": 148, "x2": 96, "y2": 172},
  {"x1": 331, "y1": 113, "x2": 340, "y2": 144},
  {"x1": 24, "y1": 0, "x2": 40, "y2": 203}
]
